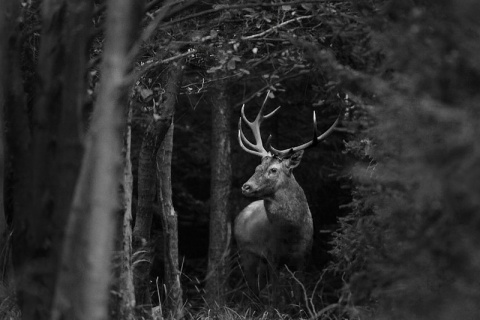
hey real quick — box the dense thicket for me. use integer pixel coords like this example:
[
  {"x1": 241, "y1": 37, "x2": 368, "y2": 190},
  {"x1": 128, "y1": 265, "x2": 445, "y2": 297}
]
[{"x1": 331, "y1": 1, "x2": 480, "y2": 319}]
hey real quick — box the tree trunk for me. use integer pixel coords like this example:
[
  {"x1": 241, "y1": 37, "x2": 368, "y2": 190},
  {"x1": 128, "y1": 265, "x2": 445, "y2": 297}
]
[
  {"x1": 0, "y1": 0, "x2": 21, "y2": 293},
  {"x1": 156, "y1": 122, "x2": 183, "y2": 319},
  {"x1": 53, "y1": 0, "x2": 91, "y2": 247},
  {"x1": 120, "y1": 103, "x2": 136, "y2": 319},
  {"x1": 133, "y1": 61, "x2": 183, "y2": 315},
  {"x1": 0, "y1": 76, "x2": 5, "y2": 282},
  {"x1": 14, "y1": 1, "x2": 65, "y2": 315},
  {"x1": 111, "y1": 102, "x2": 136, "y2": 320},
  {"x1": 51, "y1": 0, "x2": 144, "y2": 319},
  {"x1": 2, "y1": 0, "x2": 92, "y2": 318},
  {"x1": 1, "y1": 0, "x2": 31, "y2": 316},
  {"x1": 205, "y1": 81, "x2": 232, "y2": 306}
]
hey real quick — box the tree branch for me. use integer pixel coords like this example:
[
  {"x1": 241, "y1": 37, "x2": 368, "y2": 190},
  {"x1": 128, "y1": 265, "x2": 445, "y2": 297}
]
[
  {"x1": 156, "y1": 0, "x2": 329, "y2": 29},
  {"x1": 234, "y1": 70, "x2": 310, "y2": 107},
  {"x1": 241, "y1": 14, "x2": 314, "y2": 40},
  {"x1": 129, "y1": 49, "x2": 197, "y2": 82}
]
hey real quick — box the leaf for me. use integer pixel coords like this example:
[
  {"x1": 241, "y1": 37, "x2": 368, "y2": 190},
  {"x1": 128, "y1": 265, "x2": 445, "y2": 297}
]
[
  {"x1": 206, "y1": 65, "x2": 222, "y2": 73},
  {"x1": 301, "y1": 3, "x2": 313, "y2": 11},
  {"x1": 140, "y1": 88, "x2": 153, "y2": 100},
  {"x1": 227, "y1": 58, "x2": 236, "y2": 70},
  {"x1": 282, "y1": 5, "x2": 292, "y2": 11},
  {"x1": 242, "y1": 8, "x2": 256, "y2": 14},
  {"x1": 238, "y1": 68, "x2": 250, "y2": 75}
]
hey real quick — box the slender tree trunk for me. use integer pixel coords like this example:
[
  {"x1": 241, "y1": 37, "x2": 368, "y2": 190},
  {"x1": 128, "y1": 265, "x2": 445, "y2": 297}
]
[
  {"x1": 111, "y1": 102, "x2": 136, "y2": 320},
  {"x1": 205, "y1": 81, "x2": 232, "y2": 306},
  {"x1": 157, "y1": 122, "x2": 183, "y2": 319},
  {"x1": 51, "y1": 0, "x2": 144, "y2": 319},
  {"x1": 121, "y1": 103, "x2": 136, "y2": 318},
  {"x1": 3, "y1": 0, "x2": 91, "y2": 318},
  {"x1": 0, "y1": 79, "x2": 5, "y2": 282},
  {"x1": 53, "y1": 0, "x2": 91, "y2": 248},
  {"x1": 0, "y1": 0, "x2": 19, "y2": 291},
  {"x1": 133, "y1": 121, "x2": 160, "y2": 312},
  {"x1": 1, "y1": 0, "x2": 30, "y2": 312},
  {"x1": 133, "y1": 62, "x2": 183, "y2": 315}
]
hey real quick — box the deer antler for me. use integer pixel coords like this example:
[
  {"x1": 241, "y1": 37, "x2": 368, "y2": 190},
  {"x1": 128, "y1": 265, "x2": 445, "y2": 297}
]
[
  {"x1": 268, "y1": 111, "x2": 339, "y2": 158},
  {"x1": 238, "y1": 91, "x2": 281, "y2": 157}
]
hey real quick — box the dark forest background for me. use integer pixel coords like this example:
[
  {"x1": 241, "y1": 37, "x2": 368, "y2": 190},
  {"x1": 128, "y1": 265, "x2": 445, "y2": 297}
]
[{"x1": 1, "y1": 0, "x2": 479, "y2": 319}]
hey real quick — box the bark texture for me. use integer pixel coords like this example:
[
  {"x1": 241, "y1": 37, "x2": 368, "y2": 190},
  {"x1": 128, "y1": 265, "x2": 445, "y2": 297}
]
[
  {"x1": 111, "y1": 103, "x2": 136, "y2": 320},
  {"x1": 133, "y1": 62, "x2": 183, "y2": 314},
  {"x1": 205, "y1": 81, "x2": 232, "y2": 306},
  {"x1": 51, "y1": 0, "x2": 144, "y2": 319},
  {"x1": 120, "y1": 104, "x2": 136, "y2": 319},
  {"x1": 157, "y1": 123, "x2": 183, "y2": 319}
]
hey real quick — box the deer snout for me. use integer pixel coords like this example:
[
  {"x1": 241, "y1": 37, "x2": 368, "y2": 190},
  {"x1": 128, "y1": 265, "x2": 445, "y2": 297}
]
[{"x1": 241, "y1": 182, "x2": 254, "y2": 195}]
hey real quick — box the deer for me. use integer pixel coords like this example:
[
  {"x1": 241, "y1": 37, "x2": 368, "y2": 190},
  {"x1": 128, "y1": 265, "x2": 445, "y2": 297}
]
[{"x1": 234, "y1": 92, "x2": 338, "y2": 301}]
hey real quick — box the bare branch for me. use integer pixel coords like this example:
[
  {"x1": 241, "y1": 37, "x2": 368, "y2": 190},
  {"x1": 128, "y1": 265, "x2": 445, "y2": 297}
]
[
  {"x1": 241, "y1": 15, "x2": 314, "y2": 40},
  {"x1": 234, "y1": 70, "x2": 310, "y2": 108},
  {"x1": 129, "y1": 49, "x2": 197, "y2": 82},
  {"x1": 156, "y1": 1, "x2": 330, "y2": 29}
]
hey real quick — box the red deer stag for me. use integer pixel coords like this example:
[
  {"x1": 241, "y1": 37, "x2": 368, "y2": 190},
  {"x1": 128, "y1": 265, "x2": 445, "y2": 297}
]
[{"x1": 234, "y1": 93, "x2": 338, "y2": 298}]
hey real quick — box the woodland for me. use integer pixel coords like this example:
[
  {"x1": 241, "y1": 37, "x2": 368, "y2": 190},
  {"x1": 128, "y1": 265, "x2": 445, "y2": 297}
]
[{"x1": 0, "y1": 0, "x2": 479, "y2": 320}]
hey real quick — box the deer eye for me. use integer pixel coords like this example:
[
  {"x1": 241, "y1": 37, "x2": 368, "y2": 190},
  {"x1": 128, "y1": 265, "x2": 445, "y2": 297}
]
[{"x1": 268, "y1": 168, "x2": 278, "y2": 174}]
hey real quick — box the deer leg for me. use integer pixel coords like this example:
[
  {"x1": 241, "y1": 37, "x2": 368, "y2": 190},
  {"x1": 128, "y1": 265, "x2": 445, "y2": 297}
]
[
  {"x1": 286, "y1": 256, "x2": 307, "y2": 306},
  {"x1": 268, "y1": 264, "x2": 281, "y2": 306},
  {"x1": 240, "y1": 251, "x2": 269, "y2": 295}
]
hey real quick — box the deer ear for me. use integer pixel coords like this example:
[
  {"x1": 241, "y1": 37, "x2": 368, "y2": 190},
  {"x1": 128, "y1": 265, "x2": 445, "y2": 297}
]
[{"x1": 286, "y1": 150, "x2": 304, "y2": 170}]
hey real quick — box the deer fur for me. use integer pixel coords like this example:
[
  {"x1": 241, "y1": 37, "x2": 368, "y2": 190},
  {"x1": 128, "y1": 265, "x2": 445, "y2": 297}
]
[{"x1": 234, "y1": 151, "x2": 313, "y2": 294}]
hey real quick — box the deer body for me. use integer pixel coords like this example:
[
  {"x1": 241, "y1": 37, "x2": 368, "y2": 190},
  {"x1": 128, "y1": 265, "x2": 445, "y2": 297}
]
[
  {"x1": 234, "y1": 91, "x2": 338, "y2": 296},
  {"x1": 235, "y1": 154, "x2": 313, "y2": 292}
]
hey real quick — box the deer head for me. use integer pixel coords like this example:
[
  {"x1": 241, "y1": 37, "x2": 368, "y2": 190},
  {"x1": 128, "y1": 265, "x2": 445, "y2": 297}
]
[
  {"x1": 241, "y1": 150, "x2": 304, "y2": 198},
  {"x1": 238, "y1": 91, "x2": 339, "y2": 198}
]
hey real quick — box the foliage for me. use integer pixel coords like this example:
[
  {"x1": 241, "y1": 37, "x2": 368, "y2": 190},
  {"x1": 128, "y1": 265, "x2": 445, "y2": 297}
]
[{"x1": 330, "y1": 1, "x2": 480, "y2": 319}]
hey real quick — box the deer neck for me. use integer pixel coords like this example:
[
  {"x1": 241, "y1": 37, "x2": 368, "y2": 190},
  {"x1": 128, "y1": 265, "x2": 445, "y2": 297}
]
[{"x1": 263, "y1": 175, "x2": 309, "y2": 225}]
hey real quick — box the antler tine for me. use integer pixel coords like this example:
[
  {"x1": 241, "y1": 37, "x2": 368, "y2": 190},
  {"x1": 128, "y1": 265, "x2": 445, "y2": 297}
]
[
  {"x1": 240, "y1": 103, "x2": 253, "y2": 126},
  {"x1": 237, "y1": 90, "x2": 287, "y2": 158},
  {"x1": 270, "y1": 112, "x2": 340, "y2": 157},
  {"x1": 238, "y1": 118, "x2": 265, "y2": 157},
  {"x1": 254, "y1": 90, "x2": 271, "y2": 122},
  {"x1": 238, "y1": 117, "x2": 259, "y2": 150},
  {"x1": 238, "y1": 91, "x2": 277, "y2": 157},
  {"x1": 310, "y1": 111, "x2": 320, "y2": 148},
  {"x1": 264, "y1": 105, "x2": 282, "y2": 119}
]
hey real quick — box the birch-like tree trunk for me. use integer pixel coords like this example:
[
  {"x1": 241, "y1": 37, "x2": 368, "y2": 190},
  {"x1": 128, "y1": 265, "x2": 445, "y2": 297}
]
[
  {"x1": 205, "y1": 81, "x2": 232, "y2": 306},
  {"x1": 157, "y1": 122, "x2": 183, "y2": 319},
  {"x1": 51, "y1": 0, "x2": 144, "y2": 319},
  {"x1": 133, "y1": 62, "x2": 183, "y2": 315},
  {"x1": 121, "y1": 103, "x2": 136, "y2": 318},
  {"x1": 111, "y1": 102, "x2": 136, "y2": 320}
]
